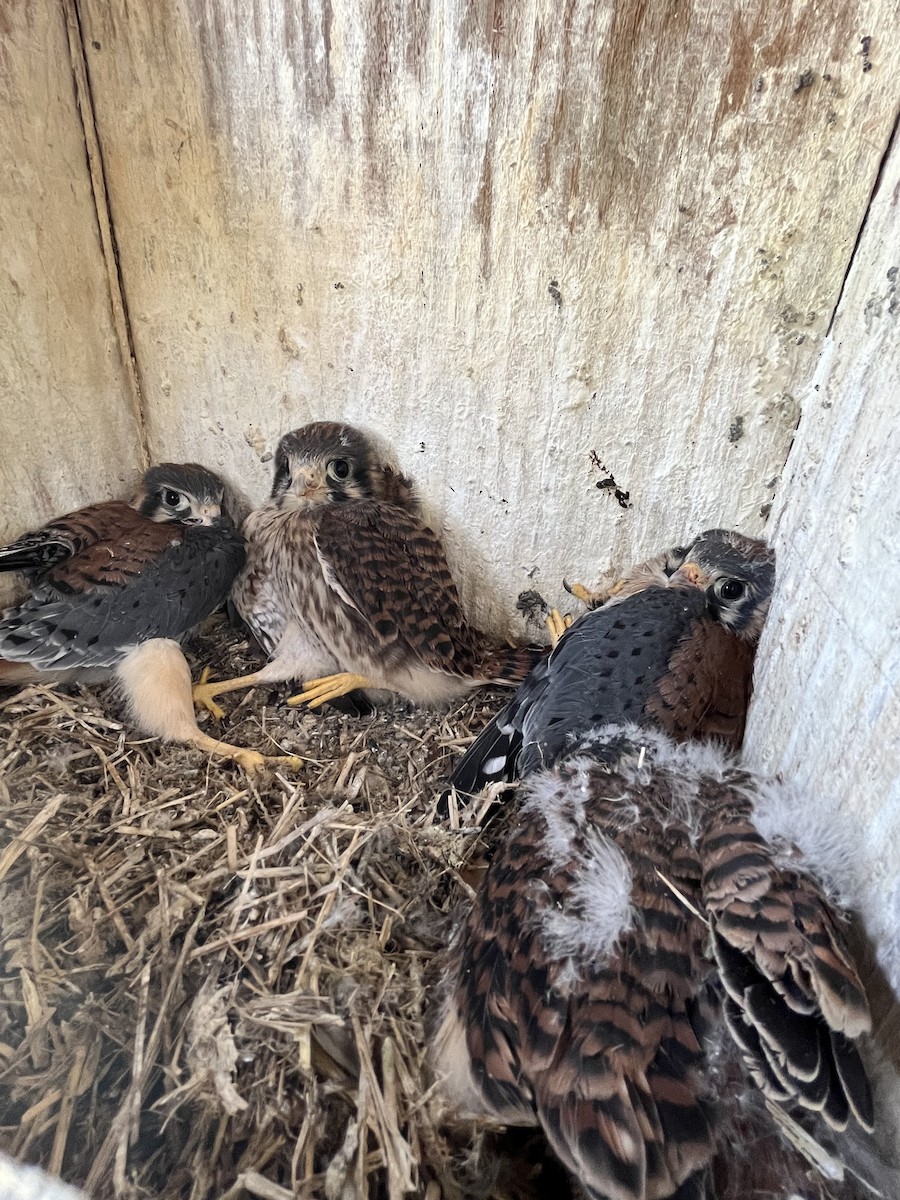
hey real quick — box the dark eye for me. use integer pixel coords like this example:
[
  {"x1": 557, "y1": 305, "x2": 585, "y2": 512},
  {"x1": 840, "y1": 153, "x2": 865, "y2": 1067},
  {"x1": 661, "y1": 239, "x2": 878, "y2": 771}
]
[
  {"x1": 164, "y1": 489, "x2": 182, "y2": 507},
  {"x1": 715, "y1": 578, "x2": 746, "y2": 602},
  {"x1": 328, "y1": 458, "x2": 351, "y2": 480}
]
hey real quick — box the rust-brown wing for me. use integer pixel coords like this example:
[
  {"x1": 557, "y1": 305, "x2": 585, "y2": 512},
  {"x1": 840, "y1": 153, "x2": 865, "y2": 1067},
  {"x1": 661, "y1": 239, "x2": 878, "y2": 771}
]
[
  {"x1": 644, "y1": 618, "x2": 754, "y2": 750},
  {"x1": 0, "y1": 501, "x2": 177, "y2": 584},
  {"x1": 41, "y1": 504, "x2": 185, "y2": 592},
  {"x1": 445, "y1": 761, "x2": 717, "y2": 1200},
  {"x1": 0, "y1": 508, "x2": 244, "y2": 673},
  {"x1": 442, "y1": 737, "x2": 877, "y2": 1199},
  {"x1": 313, "y1": 500, "x2": 479, "y2": 673}
]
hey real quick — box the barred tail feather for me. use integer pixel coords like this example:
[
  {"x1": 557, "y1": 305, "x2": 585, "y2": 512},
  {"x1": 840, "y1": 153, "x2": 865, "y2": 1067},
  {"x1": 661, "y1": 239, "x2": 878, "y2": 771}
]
[{"x1": 476, "y1": 643, "x2": 548, "y2": 686}]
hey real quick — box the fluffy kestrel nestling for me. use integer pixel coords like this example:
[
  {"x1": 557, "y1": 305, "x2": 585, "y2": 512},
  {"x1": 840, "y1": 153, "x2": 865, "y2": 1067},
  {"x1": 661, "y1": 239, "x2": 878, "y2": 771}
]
[
  {"x1": 0, "y1": 465, "x2": 295, "y2": 773},
  {"x1": 435, "y1": 724, "x2": 886, "y2": 1199},
  {"x1": 193, "y1": 422, "x2": 545, "y2": 718},
  {"x1": 449, "y1": 529, "x2": 775, "y2": 796}
]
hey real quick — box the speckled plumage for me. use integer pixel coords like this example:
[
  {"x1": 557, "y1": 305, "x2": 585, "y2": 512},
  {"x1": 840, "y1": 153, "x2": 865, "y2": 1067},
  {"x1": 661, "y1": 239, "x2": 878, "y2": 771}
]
[
  {"x1": 435, "y1": 726, "x2": 885, "y2": 1200},
  {"x1": 449, "y1": 529, "x2": 775, "y2": 796},
  {"x1": 0, "y1": 503, "x2": 243, "y2": 675},
  {"x1": 0, "y1": 466, "x2": 290, "y2": 773},
  {"x1": 198, "y1": 422, "x2": 544, "y2": 715}
]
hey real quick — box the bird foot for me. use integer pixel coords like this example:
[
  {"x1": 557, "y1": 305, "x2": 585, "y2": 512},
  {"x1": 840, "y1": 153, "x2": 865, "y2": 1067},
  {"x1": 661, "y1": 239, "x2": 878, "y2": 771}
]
[
  {"x1": 563, "y1": 579, "x2": 603, "y2": 609},
  {"x1": 229, "y1": 748, "x2": 303, "y2": 776},
  {"x1": 189, "y1": 729, "x2": 302, "y2": 775},
  {"x1": 192, "y1": 666, "x2": 228, "y2": 720},
  {"x1": 287, "y1": 672, "x2": 374, "y2": 710},
  {"x1": 545, "y1": 608, "x2": 573, "y2": 648}
]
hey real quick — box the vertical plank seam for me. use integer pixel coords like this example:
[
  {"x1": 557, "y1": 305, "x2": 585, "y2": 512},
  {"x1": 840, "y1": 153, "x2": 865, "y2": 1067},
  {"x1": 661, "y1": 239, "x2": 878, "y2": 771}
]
[
  {"x1": 762, "y1": 100, "x2": 900, "y2": 536},
  {"x1": 824, "y1": 101, "x2": 900, "y2": 337},
  {"x1": 62, "y1": 0, "x2": 151, "y2": 469}
]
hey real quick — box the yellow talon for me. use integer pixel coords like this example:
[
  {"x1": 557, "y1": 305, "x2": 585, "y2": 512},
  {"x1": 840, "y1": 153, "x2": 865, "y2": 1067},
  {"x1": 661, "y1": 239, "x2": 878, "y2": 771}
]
[
  {"x1": 287, "y1": 672, "x2": 374, "y2": 710},
  {"x1": 232, "y1": 749, "x2": 304, "y2": 775},
  {"x1": 563, "y1": 580, "x2": 601, "y2": 609},
  {"x1": 193, "y1": 666, "x2": 228, "y2": 720},
  {"x1": 546, "y1": 609, "x2": 573, "y2": 648},
  {"x1": 192, "y1": 667, "x2": 266, "y2": 720}
]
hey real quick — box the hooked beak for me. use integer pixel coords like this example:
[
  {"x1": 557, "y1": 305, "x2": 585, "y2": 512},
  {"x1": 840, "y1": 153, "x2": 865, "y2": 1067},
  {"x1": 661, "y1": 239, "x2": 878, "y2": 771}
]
[
  {"x1": 291, "y1": 467, "x2": 326, "y2": 500},
  {"x1": 669, "y1": 561, "x2": 710, "y2": 589},
  {"x1": 184, "y1": 504, "x2": 221, "y2": 527}
]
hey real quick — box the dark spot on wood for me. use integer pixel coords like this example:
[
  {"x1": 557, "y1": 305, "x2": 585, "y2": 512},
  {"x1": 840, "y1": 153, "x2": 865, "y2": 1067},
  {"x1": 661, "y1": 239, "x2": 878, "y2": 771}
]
[
  {"x1": 793, "y1": 69, "x2": 815, "y2": 92},
  {"x1": 728, "y1": 416, "x2": 745, "y2": 443},
  {"x1": 334, "y1": 282, "x2": 344, "y2": 290},
  {"x1": 548, "y1": 279, "x2": 562, "y2": 308},
  {"x1": 589, "y1": 451, "x2": 631, "y2": 509},
  {"x1": 92, "y1": 40, "x2": 101, "y2": 50},
  {"x1": 860, "y1": 35, "x2": 872, "y2": 71}
]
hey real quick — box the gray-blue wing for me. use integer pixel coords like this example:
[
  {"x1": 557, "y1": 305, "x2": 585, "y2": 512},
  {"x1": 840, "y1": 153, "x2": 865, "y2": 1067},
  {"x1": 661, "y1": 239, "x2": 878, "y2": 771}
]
[
  {"x1": 449, "y1": 587, "x2": 709, "y2": 794},
  {"x1": 0, "y1": 525, "x2": 245, "y2": 673}
]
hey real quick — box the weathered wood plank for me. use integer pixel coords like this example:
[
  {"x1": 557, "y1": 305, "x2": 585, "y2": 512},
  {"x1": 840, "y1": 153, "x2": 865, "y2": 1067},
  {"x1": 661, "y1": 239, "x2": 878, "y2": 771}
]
[
  {"x1": 746, "y1": 126, "x2": 900, "y2": 1007},
  {"x1": 79, "y1": 1, "x2": 898, "y2": 633},
  {"x1": 0, "y1": 3, "x2": 141, "y2": 604}
]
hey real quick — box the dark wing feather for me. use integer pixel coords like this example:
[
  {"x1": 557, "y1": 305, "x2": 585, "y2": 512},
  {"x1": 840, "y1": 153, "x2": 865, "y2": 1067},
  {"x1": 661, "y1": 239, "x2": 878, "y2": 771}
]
[
  {"x1": 0, "y1": 530, "x2": 73, "y2": 576},
  {"x1": 447, "y1": 666, "x2": 545, "y2": 796},
  {"x1": 450, "y1": 587, "x2": 712, "y2": 795},
  {"x1": 0, "y1": 521, "x2": 245, "y2": 672},
  {"x1": 314, "y1": 501, "x2": 479, "y2": 673},
  {"x1": 698, "y1": 787, "x2": 874, "y2": 1133},
  {"x1": 0, "y1": 502, "x2": 140, "y2": 580}
]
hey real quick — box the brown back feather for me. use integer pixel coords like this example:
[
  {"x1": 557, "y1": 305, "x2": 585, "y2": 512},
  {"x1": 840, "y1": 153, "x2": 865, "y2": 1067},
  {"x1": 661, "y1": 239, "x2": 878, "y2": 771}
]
[
  {"x1": 441, "y1": 738, "x2": 875, "y2": 1199},
  {"x1": 644, "y1": 620, "x2": 754, "y2": 751}
]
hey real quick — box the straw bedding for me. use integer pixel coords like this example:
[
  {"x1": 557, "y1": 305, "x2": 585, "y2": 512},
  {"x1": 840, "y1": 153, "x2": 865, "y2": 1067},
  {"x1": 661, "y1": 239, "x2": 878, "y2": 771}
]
[{"x1": 0, "y1": 616, "x2": 564, "y2": 1200}]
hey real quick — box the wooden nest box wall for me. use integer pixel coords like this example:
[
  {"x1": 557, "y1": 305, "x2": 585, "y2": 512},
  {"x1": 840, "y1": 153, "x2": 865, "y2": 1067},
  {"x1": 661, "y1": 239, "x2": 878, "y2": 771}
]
[{"x1": 0, "y1": 0, "x2": 898, "y2": 1193}]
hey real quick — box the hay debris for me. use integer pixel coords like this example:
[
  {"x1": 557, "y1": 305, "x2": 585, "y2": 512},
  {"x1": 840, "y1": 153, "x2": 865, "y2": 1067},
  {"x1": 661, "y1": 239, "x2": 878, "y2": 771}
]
[{"x1": 0, "y1": 617, "x2": 554, "y2": 1200}]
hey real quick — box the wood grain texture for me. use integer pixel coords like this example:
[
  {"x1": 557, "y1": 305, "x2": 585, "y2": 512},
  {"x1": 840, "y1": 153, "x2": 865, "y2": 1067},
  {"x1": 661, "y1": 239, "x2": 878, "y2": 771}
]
[
  {"x1": 77, "y1": 0, "x2": 899, "y2": 632},
  {"x1": 745, "y1": 123, "x2": 900, "y2": 1107},
  {"x1": 0, "y1": 4, "x2": 140, "y2": 606}
]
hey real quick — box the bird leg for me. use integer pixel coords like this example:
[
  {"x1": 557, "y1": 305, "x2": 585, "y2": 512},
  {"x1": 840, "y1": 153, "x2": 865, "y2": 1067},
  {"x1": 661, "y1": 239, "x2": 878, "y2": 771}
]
[
  {"x1": 287, "y1": 672, "x2": 375, "y2": 710},
  {"x1": 192, "y1": 665, "x2": 267, "y2": 720},
  {"x1": 118, "y1": 641, "x2": 301, "y2": 774},
  {"x1": 545, "y1": 609, "x2": 573, "y2": 648},
  {"x1": 184, "y1": 728, "x2": 301, "y2": 775}
]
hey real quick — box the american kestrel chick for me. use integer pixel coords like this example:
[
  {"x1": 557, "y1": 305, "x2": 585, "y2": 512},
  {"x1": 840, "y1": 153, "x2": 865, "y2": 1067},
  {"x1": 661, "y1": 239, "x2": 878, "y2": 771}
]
[
  {"x1": 435, "y1": 725, "x2": 885, "y2": 1200},
  {"x1": 193, "y1": 422, "x2": 545, "y2": 718},
  {"x1": 449, "y1": 530, "x2": 775, "y2": 796},
  {"x1": 0, "y1": 465, "x2": 294, "y2": 773}
]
